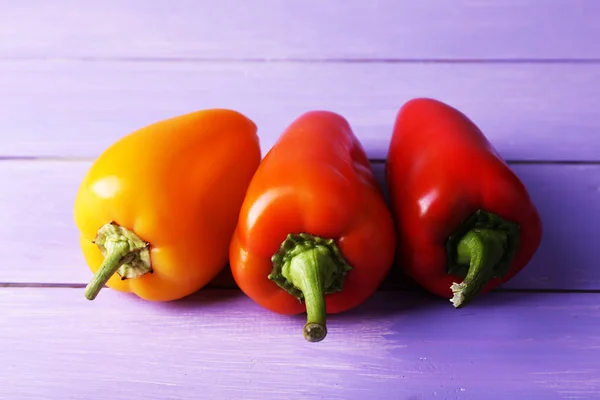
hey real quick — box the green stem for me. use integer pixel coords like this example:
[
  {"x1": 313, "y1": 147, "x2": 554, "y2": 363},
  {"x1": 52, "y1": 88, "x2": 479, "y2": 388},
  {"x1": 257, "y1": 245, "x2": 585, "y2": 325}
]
[
  {"x1": 84, "y1": 222, "x2": 152, "y2": 300},
  {"x1": 445, "y1": 209, "x2": 521, "y2": 308},
  {"x1": 450, "y1": 228, "x2": 507, "y2": 308},
  {"x1": 84, "y1": 241, "x2": 132, "y2": 300},
  {"x1": 269, "y1": 233, "x2": 352, "y2": 342},
  {"x1": 284, "y1": 248, "x2": 330, "y2": 341}
]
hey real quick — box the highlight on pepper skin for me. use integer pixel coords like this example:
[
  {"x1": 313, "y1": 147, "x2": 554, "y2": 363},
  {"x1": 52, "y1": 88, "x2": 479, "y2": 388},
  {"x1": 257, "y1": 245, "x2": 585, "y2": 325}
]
[
  {"x1": 73, "y1": 108, "x2": 262, "y2": 302},
  {"x1": 385, "y1": 97, "x2": 543, "y2": 308},
  {"x1": 229, "y1": 110, "x2": 396, "y2": 342}
]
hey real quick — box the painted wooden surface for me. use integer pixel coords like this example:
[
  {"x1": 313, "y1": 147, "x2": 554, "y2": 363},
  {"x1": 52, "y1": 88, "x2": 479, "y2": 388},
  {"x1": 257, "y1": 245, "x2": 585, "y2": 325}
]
[
  {"x1": 2, "y1": 61, "x2": 599, "y2": 161},
  {"x1": 2, "y1": 0, "x2": 599, "y2": 60},
  {"x1": 2, "y1": 289, "x2": 600, "y2": 400},
  {"x1": 2, "y1": 1, "x2": 599, "y2": 398}
]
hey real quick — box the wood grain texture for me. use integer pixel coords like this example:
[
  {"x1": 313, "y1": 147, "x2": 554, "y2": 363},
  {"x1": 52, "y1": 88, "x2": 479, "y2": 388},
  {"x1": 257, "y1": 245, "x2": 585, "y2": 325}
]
[
  {"x1": 1, "y1": 288, "x2": 599, "y2": 400},
  {"x1": 3, "y1": 1, "x2": 598, "y2": 396},
  {"x1": 2, "y1": 60, "x2": 599, "y2": 161},
  {"x1": 1, "y1": 160, "x2": 599, "y2": 291},
  {"x1": 1, "y1": 0, "x2": 598, "y2": 60}
]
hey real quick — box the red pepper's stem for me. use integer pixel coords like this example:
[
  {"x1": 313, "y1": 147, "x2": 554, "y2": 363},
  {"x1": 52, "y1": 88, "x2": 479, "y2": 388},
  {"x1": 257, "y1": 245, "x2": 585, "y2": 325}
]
[
  {"x1": 84, "y1": 222, "x2": 152, "y2": 300},
  {"x1": 285, "y1": 247, "x2": 330, "y2": 341},
  {"x1": 450, "y1": 228, "x2": 507, "y2": 308},
  {"x1": 269, "y1": 233, "x2": 352, "y2": 342}
]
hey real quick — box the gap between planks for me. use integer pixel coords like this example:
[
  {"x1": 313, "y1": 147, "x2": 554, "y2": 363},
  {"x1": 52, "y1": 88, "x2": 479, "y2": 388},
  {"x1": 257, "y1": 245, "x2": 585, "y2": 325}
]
[
  {"x1": 2, "y1": 283, "x2": 600, "y2": 295},
  {"x1": 3, "y1": 156, "x2": 600, "y2": 166},
  {"x1": 4, "y1": 56, "x2": 600, "y2": 64}
]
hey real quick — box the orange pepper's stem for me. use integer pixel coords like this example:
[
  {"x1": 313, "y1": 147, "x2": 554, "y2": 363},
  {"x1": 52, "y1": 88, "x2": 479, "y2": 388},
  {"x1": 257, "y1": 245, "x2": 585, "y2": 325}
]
[
  {"x1": 84, "y1": 222, "x2": 152, "y2": 300},
  {"x1": 269, "y1": 233, "x2": 352, "y2": 342}
]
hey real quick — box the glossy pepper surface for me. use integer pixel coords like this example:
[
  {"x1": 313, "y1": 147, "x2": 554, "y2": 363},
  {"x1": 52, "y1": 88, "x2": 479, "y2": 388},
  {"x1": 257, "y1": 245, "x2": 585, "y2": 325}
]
[
  {"x1": 74, "y1": 109, "x2": 261, "y2": 301},
  {"x1": 385, "y1": 98, "x2": 542, "y2": 308},
  {"x1": 229, "y1": 111, "x2": 396, "y2": 342}
]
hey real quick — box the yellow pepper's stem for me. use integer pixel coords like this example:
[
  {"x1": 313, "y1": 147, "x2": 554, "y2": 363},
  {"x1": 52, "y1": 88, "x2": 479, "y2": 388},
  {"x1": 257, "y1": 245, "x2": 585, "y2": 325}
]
[
  {"x1": 85, "y1": 241, "x2": 132, "y2": 300},
  {"x1": 84, "y1": 222, "x2": 152, "y2": 300}
]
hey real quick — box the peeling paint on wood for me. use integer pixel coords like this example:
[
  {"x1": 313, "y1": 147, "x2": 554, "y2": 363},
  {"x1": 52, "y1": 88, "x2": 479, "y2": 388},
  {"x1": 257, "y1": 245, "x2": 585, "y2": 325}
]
[
  {"x1": 1, "y1": 0, "x2": 598, "y2": 60},
  {"x1": 1, "y1": 0, "x2": 598, "y2": 396},
  {"x1": 1, "y1": 289, "x2": 599, "y2": 399},
  {"x1": 1, "y1": 61, "x2": 599, "y2": 161}
]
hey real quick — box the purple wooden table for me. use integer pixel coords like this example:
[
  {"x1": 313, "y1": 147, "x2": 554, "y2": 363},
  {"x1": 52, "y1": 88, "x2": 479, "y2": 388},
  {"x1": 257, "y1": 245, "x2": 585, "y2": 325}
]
[{"x1": 2, "y1": 1, "x2": 600, "y2": 399}]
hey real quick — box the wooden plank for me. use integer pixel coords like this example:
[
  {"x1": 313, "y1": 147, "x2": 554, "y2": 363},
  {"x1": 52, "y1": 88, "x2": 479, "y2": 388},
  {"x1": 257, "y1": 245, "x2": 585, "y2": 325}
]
[
  {"x1": 1, "y1": 160, "x2": 599, "y2": 291},
  {"x1": 0, "y1": 288, "x2": 598, "y2": 399},
  {"x1": 374, "y1": 162, "x2": 600, "y2": 292},
  {"x1": 1, "y1": 61, "x2": 599, "y2": 161},
  {"x1": 1, "y1": 0, "x2": 599, "y2": 60}
]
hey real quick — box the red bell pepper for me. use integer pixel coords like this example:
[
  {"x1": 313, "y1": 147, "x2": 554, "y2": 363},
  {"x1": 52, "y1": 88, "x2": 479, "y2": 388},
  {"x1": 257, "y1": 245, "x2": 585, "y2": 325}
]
[
  {"x1": 229, "y1": 111, "x2": 396, "y2": 342},
  {"x1": 385, "y1": 98, "x2": 542, "y2": 308}
]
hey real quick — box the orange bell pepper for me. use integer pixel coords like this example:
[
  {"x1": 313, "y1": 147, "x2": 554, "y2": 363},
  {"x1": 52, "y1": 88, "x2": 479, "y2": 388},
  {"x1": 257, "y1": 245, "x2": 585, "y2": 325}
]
[
  {"x1": 73, "y1": 109, "x2": 261, "y2": 301},
  {"x1": 229, "y1": 111, "x2": 396, "y2": 342}
]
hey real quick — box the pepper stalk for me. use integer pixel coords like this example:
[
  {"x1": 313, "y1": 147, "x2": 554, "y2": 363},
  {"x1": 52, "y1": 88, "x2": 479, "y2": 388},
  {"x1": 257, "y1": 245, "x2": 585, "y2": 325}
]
[
  {"x1": 268, "y1": 233, "x2": 352, "y2": 342},
  {"x1": 84, "y1": 222, "x2": 153, "y2": 300},
  {"x1": 446, "y1": 210, "x2": 521, "y2": 308}
]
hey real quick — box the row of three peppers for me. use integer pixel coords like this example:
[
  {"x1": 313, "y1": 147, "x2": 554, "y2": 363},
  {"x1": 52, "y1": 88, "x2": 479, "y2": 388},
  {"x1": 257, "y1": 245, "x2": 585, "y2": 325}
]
[{"x1": 74, "y1": 98, "x2": 542, "y2": 342}]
